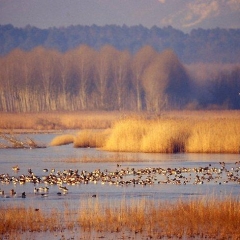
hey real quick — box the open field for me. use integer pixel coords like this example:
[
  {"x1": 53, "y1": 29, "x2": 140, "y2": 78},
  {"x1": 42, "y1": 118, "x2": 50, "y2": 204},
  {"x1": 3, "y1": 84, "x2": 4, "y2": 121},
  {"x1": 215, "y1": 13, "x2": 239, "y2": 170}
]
[{"x1": 1, "y1": 197, "x2": 239, "y2": 239}]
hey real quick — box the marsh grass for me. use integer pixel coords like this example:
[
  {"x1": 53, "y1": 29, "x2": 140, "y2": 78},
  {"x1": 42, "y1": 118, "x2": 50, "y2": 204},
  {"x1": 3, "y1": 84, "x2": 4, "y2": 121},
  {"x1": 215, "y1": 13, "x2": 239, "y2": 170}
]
[
  {"x1": 0, "y1": 204, "x2": 78, "y2": 236},
  {"x1": 103, "y1": 114, "x2": 240, "y2": 153},
  {"x1": 0, "y1": 111, "x2": 123, "y2": 130},
  {"x1": 73, "y1": 129, "x2": 110, "y2": 148},
  {"x1": 186, "y1": 119, "x2": 240, "y2": 153},
  {"x1": 54, "y1": 153, "x2": 139, "y2": 163},
  {"x1": 49, "y1": 134, "x2": 75, "y2": 146},
  {"x1": 1, "y1": 110, "x2": 239, "y2": 131},
  {"x1": 77, "y1": 196, "x2": 240, "y2": 239},
  {"x1": 1, "y1": 197, "x2": 239, "y2": 238},
  {"x1": 2, "y1": 110, "x2": 240, "y2": 153}
]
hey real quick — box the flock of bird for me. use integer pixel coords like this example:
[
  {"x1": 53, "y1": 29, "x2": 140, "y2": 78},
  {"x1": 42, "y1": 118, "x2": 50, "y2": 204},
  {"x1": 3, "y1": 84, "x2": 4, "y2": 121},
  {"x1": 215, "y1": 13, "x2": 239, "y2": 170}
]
[{"x1": 0, "y1": 161, "x2": 240, "y2": 199}]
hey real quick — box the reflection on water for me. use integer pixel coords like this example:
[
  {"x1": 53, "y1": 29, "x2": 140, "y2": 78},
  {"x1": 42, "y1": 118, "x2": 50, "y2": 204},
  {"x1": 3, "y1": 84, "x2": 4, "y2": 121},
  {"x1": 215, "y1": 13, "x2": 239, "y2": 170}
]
[{"x1": 0, "y1": 133, "x2": 240, "y2": 210}]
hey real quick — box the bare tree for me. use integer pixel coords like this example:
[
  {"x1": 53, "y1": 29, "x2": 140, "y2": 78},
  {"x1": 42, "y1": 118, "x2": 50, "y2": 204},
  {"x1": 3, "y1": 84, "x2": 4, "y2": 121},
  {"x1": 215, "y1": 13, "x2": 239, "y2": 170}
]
[
  {"x1": 142, "y1": 54, "x2": 168, "y2": 111},
  {"x1": 111, "y1": 49, "x2": 131, "y2": 110},
  {"x1": 142, "y1": 49, "x2": 191, "y2": 111},
  {"x1": 131, "y1": 46, "x2": 157, "y2": 111},
  {"x1": 94, "y1": 45, "x2": 115, "y2": 109},
  {"x1": 32, "y1": 47, "x2": 59, "y2": 111},
  {"x1": 72, "y1": 45, "x2": 95, "y2": 110}
]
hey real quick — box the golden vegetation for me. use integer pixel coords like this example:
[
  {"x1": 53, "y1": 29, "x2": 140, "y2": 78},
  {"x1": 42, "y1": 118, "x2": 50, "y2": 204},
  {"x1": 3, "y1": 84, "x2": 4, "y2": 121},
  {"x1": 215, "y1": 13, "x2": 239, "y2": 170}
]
[
  {"x1": 78, "y1": 197, "x2": 240, "y2": 239},
  {"x1": 103, "y1": 111, "x2": 240, "y2": 153},
  {"x1": 1, "y1": 110, "x2": 240, "y2": 153},
  {"x1": 53, "y1": 153, "x2": 138, "y2": 163},
  {"x1": 0, "y1": 111, "x2": 123, "y2": 130},
  {"x1": 0, "y1": 204, "x2": 78, "y2": 237},
  {"x1": 73, "y1": 129, "x2": 110, "y2": 148},
  {"x1": 1, "y1": 197, "x2": 239, "y2": 239},
  {"x1": 49, "y1": 134, "x2": 75, "y2": 146}
]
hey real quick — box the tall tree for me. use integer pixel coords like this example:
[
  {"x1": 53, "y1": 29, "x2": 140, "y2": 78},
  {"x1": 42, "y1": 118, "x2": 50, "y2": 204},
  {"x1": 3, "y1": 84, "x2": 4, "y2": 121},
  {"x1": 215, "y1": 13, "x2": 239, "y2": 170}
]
[
  {"x1": 94, "y1": 45, "x2": 115, "y2": 109},
  {"x1": 131, "y1": 46, "x2": 157, "y2": 111},
  {"x1": 112, "y1": 49, "x2": 131, "y2": 110},
  {"x1": 72, "y1": 45, "x2": 95, "y2": 110},
  {"x1": 161, "y1": 49, "x2": 191, "y2": 108},
  {"x1": 142, "y1": 54, "x2": 168, "y2": 111}
]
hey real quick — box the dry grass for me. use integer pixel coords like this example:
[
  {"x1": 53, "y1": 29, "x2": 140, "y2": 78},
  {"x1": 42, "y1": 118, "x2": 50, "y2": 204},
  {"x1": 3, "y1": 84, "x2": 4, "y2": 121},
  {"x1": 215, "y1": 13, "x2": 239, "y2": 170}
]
[
  {"x1": 49, "y1": 134, "x2": 75, "y2": 146},
  {"x1": 54, "y1": 153, "x2": 139, "y2": 163},
  {"x1": 73, "y1": 129, "x2": 111, "y2": 148},
  {"x1": 77, "y1": 196, "x2": 240, "y2": 238},
  {"x1": 103, "y1": 113, "x2": 240, "y2": 153},
  {"x1": 0, "y1": 111, "x2": 124, "y2": 130},
  {"x1": 0, "y1": 206, "x2": 64, "y2": 234},
  {"x1": 186, "y1": 119, "x2": 240, "y2": 153},
  {"x1": 1, "y1": 197, "x2": 239, "y2": 239},
  {"x1": 1, "y1": 110, "x2": 240, "y2": 153}
]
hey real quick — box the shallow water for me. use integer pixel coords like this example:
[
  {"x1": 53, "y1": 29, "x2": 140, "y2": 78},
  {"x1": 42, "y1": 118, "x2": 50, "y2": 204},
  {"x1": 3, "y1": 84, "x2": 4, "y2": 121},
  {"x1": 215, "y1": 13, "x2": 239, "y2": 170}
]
[{"x1": 0, "y1": 133, "x2": 240, "y2": 210}]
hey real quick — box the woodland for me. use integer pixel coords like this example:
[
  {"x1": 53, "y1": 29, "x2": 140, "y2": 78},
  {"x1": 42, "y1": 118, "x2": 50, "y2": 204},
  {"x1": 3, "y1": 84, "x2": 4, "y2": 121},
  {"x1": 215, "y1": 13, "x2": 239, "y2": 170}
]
[
  {"x1": 1, "y1": 24, "x2": 240, "y2": 63},
  {"x1": 0, "y1": 24, "x2": 239, "y2": 112}
]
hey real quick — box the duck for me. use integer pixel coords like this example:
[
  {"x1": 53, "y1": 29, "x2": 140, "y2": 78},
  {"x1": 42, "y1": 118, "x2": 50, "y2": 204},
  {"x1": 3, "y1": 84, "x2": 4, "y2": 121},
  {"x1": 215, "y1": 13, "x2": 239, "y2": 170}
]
[
  {"x1": 59, "y1": 186, "x2": 68, "y2": 192},
  {"x1": 12, "y1": 165, "x2": 20, "y2": 171},
  {"x1": 10, "y1": 189, "x2": 16, "y2": 195}
]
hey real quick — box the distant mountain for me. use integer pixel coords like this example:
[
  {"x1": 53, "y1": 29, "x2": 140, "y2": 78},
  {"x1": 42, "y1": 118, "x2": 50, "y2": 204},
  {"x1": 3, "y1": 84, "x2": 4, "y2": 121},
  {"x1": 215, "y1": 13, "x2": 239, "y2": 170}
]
[{"x1": 0, "y1": 24, "x2": 240, "y2": 63}]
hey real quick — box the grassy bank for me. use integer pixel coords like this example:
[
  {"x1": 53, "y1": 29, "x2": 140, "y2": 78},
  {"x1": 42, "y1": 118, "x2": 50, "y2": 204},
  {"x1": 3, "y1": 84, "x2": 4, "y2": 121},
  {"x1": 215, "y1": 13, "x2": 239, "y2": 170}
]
[{"x1": 1, "y1": 197, "x2": 239, "y2": 239}]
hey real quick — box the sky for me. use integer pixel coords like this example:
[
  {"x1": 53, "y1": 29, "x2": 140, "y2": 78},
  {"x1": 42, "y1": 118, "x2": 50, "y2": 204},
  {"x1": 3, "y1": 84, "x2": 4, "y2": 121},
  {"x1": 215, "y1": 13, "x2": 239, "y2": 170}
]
[{"x1": 0, "y1": 0, "x2": 239, "y2": 32}]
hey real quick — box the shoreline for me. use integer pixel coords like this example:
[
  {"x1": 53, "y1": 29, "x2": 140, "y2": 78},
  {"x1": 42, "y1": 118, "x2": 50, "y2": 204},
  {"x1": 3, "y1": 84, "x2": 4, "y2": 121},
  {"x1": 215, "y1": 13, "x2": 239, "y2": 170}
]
[{"x1": 0, "y1": 129, "x2": 74, "y2": 134}]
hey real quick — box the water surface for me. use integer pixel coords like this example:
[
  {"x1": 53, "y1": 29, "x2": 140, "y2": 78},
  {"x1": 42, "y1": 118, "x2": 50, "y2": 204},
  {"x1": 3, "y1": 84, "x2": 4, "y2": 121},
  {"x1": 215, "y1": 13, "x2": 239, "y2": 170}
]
[{"x1": 0, "y1": 133, "x2": 239, "y2": 210}]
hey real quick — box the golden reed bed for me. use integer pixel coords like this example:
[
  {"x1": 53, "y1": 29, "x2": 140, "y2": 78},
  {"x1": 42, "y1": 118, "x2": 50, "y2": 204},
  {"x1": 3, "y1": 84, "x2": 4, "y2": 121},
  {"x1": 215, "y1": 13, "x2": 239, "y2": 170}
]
[
  {"x1": 103, "y1": 117, "x2": 240, "y2": 153},
  {"x1": 1, "y1": 110, "x2": 240, "y2": 153},
  {"x1": 1, "y1": 197, "x2": 239, "y2": 239},
  {"x1": 47, "y1": 110, "x2": 240, "y2": 153}
]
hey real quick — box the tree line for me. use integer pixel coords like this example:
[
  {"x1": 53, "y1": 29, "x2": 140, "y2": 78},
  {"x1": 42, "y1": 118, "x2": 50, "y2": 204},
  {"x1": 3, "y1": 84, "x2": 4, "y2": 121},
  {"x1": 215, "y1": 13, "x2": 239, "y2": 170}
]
[
  {"x1": 0, "y1": 24, "x2": 240, "y2": 64},
  {"x1": 0, "y1": 45, "x2": 239, "y2": 112}
]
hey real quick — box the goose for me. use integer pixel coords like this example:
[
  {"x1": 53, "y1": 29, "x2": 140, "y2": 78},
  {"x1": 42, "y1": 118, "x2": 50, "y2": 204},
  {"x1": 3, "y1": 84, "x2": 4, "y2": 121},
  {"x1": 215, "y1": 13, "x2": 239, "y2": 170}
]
[
  {"x1": 59, "y1": 186, "x2": 68, "y2": 192},
  {"x1": 10, "y1": 189, "x2": 16, "y2": 195},
  {"x1": 12, "y1": 165, "x2": 20, "y2": 171}
]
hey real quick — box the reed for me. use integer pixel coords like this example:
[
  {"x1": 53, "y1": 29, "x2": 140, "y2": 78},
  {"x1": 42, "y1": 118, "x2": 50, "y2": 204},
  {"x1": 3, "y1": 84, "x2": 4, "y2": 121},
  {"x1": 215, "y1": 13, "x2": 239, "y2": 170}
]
[
  {"x1": 54, "y1": 153, "x2": 139, "y2": 163},
  {"x1": 49, "y1": 134, "x2": 75, "y2": 146},
  {"x1": 186, "y1": 119, "x2": 240, "y2": 153},
  {"x1": 103, "y1": 118, "x2": 190, "y2": 153},
  {"x1": 0, "y1": 204, "x2": 79, "y2": 236},
  {"x1": 0, "y1": 206, "x2": 63, "y2": 234},
  {"x1": 73, "y1": 129, "x2": 110, "y2": 148},
  {"x1": 1, "y1": 197, "x2": 239, "y2": 239},
  {"x1": 103, "y1": 115, "x2": 240, "y2": 153},
  {"x1": 77, "y1": 196, "x2": 240, "y2": 239},
  {"x1": 0, "y1": 111, "x2": 123, "y2": 130}
]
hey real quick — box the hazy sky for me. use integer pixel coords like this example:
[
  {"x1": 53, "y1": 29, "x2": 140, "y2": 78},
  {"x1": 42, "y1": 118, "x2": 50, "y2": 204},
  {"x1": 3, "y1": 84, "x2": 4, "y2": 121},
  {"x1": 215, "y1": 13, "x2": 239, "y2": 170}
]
[{"x1": 0, "y1": 0, "x2": 239, "y2": 32}]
